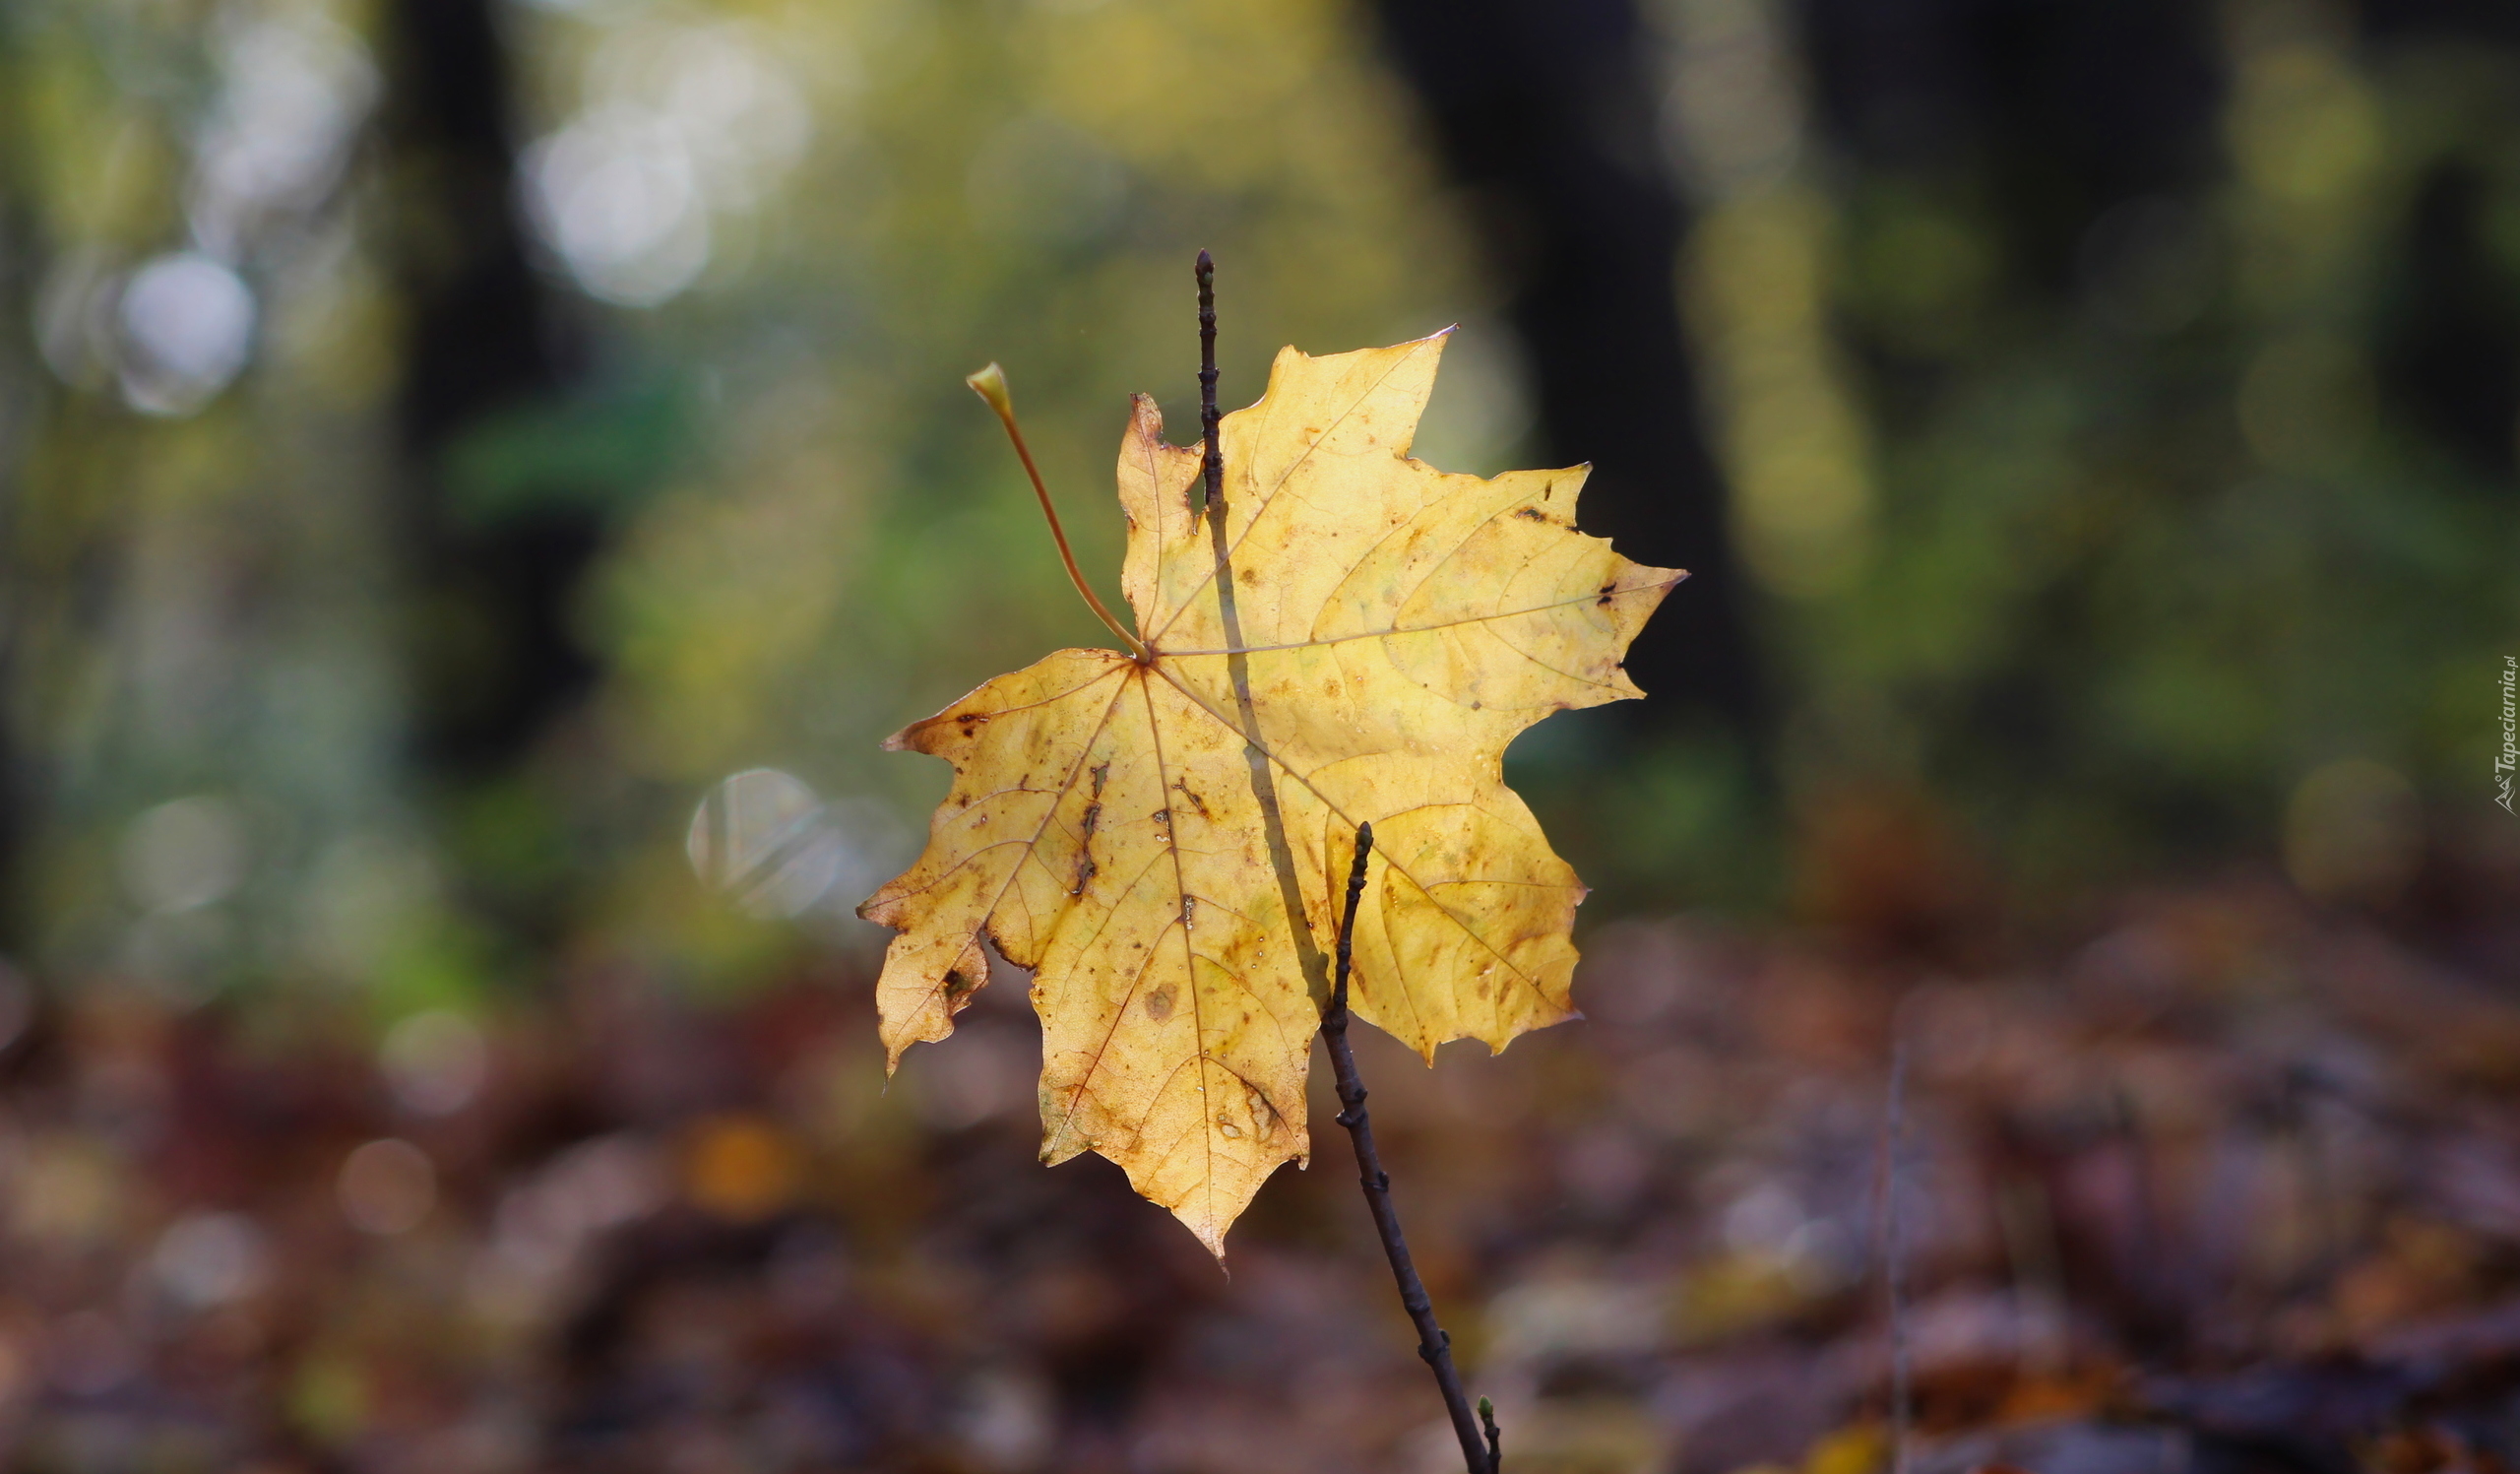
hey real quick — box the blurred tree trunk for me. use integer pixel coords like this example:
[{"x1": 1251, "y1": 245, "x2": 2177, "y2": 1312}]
[
  {"x1": 2364, "y1": 4, "x2": 2520, "y2": 486},
  {"x1": 1366, "y1": 0, "x2": 1769, "y2": 754},
  {"x1": 1792, "y1": 0, "x2": 2222, "y2": 290},
  {"x1": 379, "y1": 0, "x2": 598, "y2": 783}
]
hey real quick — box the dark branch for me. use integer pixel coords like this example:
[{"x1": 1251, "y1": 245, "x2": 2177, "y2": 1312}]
[
  {"x1": 1324, "y1": 823, "x2": 1495, "y2": 1474},
  {"x1": 1195, "y1": 249, "x2": 1223, "y2": 517},
  {"x1": 1196, "y1": 254, "x2": 1334, "y2": 1014},
  {"x1": 1186, "y1": 266, "x2": 1480, "y2": 1468}
]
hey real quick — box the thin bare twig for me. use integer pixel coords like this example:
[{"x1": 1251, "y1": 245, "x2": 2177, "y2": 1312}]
[
  {"x1": 1186, "y1": 260, "x2": 1487, "y2": 1471},
  {"x1": 1197, "y1": 250, "x2": 1223, "y2": 516},
  {"x1": 1324, "y1": 823, "x2": 1495, "y2": 1474},
  {"x1": 1193, "y1": 255, "x2": 1335, "y2": 1022}
]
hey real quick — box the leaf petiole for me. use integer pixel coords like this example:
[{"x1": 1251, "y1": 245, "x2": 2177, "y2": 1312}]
[{"x1": 966, "y1": 363, "x2": 1150, "y2": 662}]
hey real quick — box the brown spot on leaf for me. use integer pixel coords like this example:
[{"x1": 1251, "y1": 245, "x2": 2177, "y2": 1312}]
[
  {"x1": 1145, "y1": 987, "x2": 1174, "y2": 1021},
  {"x1": 1515, "y1": 506, "x2": 1551, "y2": 522}
]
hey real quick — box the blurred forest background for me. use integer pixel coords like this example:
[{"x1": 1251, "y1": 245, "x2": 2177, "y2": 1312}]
[{"x1": 1, "y1": 0, "x2": 2518, "y2": 1470}]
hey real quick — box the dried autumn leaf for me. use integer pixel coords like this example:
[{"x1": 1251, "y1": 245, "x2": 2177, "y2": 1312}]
[{"x1": 859, "y1": 331, "x2": 1679, "y2": 1254}]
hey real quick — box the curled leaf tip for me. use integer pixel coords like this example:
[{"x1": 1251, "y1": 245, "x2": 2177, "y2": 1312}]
[{"x1": 966, "y1": 362, "x2": 1012, "y2": 417}]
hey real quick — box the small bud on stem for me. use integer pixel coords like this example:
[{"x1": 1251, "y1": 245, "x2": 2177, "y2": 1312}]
[{"x1": 966, "y1": 362, "x2": 1147, "y2": 661}]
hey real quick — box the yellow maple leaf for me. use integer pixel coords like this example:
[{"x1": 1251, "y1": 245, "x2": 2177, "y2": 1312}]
[{"x1": 858, "y1": 331, "x2": 1679, "y2": 1255}]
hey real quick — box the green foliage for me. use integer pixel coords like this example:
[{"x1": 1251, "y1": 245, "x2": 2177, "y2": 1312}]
[{"x1": 4, "y1": 0, "x2": 2512, "y2": 1014}]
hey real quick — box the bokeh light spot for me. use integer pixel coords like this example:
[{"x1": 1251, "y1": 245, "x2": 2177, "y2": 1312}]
[
  {"x1": 116, "y1": 253, "x2": 256, "y2": 416},
  {"x1": 524, "y1": 108, "x2": 711, "y2": 306},
  {"x1": 153, "y1": 1212, "x2": 271, "y2": 1309},
  {"x1": 380, "y1": 1010, "x2": 490, "y2": 1118},
  {"x1": 120, "y1": 797, "x2": 250, "y2": 914},
  {"x1": 682, "y1": 1114, "x2": 800, "y2": 1222},
  {"x1": 338, "y1": 1139, "x2": 437, "y2": 1236},
  {"x1": 687, "y1": 768, "x2": 899, "y2": 920}
]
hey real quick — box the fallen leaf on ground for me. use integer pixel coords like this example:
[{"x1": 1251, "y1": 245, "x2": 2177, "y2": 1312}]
[{"x1": 859, "y1": 332, "x2": 1679, "y2": 1253}]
